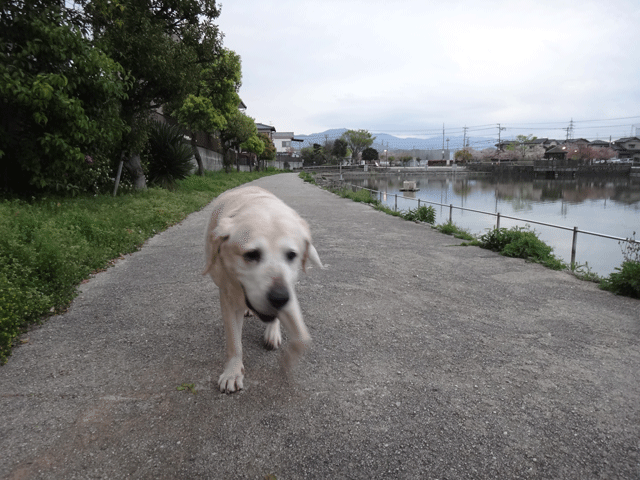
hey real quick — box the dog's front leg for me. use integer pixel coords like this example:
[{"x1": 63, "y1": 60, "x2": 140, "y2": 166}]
[
  {"x1": 277, "y1": 291, "x2": 311, "y2": 369},
  {"x1": 218, "y1": 289, "x2": 245, "y2": 393}
]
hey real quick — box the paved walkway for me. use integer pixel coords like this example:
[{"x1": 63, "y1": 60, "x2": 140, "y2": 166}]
[{"x1": 1, "y1": 173, "x2": 639, "y2": 479}]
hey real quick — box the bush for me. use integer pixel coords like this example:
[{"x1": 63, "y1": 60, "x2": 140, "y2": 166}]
[
  {"x1": 600, "y1": 233, "x2": 640, "y2": 298},
  {"x1": 600, "y1": 261, "x2": 640, "y2": 299},
  {"x1": 146, "y1": 121, "x2": 194, "y2": 190},
  {"x1": 403, "y1": 205, "x2": 436, "y2": 224},
  {"x1": 478, "y1": 226, "x2": 566, "y2": 270}
]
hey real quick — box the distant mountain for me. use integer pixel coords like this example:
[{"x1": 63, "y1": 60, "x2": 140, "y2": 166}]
[{"x1": 295, "y1": 129, "x2": 497, "y2": 151}]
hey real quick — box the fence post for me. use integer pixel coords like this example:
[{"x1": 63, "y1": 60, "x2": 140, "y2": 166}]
[
  {"x1": 496, "y1": 212, "x2": 501, "y2": 230},
  {"x1": 395, "y1": 194, "x2": 398, "y2": 211},
  {"x1": 418, "y1": 198, "x2": 421, "y2": 208},
  {"x1": 571, "y1": 226, "x2": 578, "y2": 270},
  {"x1": 449, "y1": 204, "x2": 453, "y2": 224}
]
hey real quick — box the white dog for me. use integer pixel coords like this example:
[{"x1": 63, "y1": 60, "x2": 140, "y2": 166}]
[{"x1": 203, "y1": 186, "x2": 322, "y2": 393}]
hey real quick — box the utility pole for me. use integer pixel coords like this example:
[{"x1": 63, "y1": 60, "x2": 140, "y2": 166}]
[
  {"x1": 566, "y1": 118, "x2": 574, "y2": 141},
  {"x1": 497, "y1": 123, "x2": 506, "y2": 146},
  {"x1": 463, "y1": 126, "x2": 468, "y2": 150},
  {"x1": 442, "y1": 124, "x2": 445, "y2": 161}
]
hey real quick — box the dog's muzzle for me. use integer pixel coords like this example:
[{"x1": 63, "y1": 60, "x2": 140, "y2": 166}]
[{"x1": 242, "y1": 283, "x2": 290, "y2": 323}]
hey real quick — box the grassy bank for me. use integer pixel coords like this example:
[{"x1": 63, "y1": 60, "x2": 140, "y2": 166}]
[{"x1": 0, "y1": 169, "x2": 281, "y2": 363}]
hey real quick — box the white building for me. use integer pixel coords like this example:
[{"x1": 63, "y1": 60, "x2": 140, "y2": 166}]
[{"x1": 272, "y1": 132, "x2": 304, "y2": 156}]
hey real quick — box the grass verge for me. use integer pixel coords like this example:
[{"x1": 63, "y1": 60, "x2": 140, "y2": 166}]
[
  {"x1": 330, "y1": 186, "x2": 436, "y2": 224},
  {"x1": 0, "y1": 169, "x2": 280, "y2": 364}
]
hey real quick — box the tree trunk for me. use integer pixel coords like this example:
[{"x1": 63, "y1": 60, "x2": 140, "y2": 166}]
[
  {"x1": 124, "y1": 153, "x2": 146, "y2": 190},
  {"x1": 191, "y1": 131, "x2": 204, "y2": 176}
]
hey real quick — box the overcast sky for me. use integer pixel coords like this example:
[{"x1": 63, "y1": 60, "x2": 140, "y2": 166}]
[{"x1": 216, "y1": 0, "x2": 640, "y2": 142}]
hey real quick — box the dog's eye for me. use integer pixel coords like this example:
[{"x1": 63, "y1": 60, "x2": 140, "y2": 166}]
[
  {"x1": 243, "y1": 249, "x2": 261, "y2": 263},
  {"x1": 286, "y1": 250, "x2": 297, "y2": 262}
]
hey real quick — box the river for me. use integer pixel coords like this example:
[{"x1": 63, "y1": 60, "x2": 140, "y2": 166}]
[{"x1": 347, "y1": 173, "x2": 640, "y2": 277}]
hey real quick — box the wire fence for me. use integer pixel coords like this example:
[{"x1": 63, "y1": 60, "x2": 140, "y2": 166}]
[{"x1": 334, "y1": 180, "x2": 639, "y2": 271}]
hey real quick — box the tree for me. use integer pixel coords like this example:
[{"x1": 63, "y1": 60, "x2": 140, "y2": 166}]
[
  {"x1": 257, "y1": 132, "x2": 276, "y2": 168},
  {"x1": 332, "y1": 138, "x2": 348, "y2": 160},
  {"x1": 340, "y1": 129, "x2": 375, "y2": 163},
  {"x1": 399, "y1": 155, "x2": 413, "y2": 166},
  {"x1": 173, "y1": 48, "x2": 242, "y2": 176},
  {"x1": 219, "y1": 110, "x2": 258, "y2": 172},
  {"x1": 1, "y1": 1, "x2": 129, "y2": 193},
  {"x1": 505, "y1": 134, "x2": 538, "y2": 160},
  {"x1": 361, "y1": 147, "x2": 379, "y2": 162},
  {"x1": 85, "y1": 0, "x2": 223, "y2": 188},
  {"x1": 455, "y1": 150, "x2": 472, "y2": 163}
]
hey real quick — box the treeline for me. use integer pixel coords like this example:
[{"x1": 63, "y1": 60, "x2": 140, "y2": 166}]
[{"x1": 1, "y1": 0, "x2": 274, "y2": 195}]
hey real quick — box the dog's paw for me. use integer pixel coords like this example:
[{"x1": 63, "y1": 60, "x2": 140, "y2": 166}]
[
  {"x1": 218, "y1": 363, "x2": 244, "y2": 393},
  {"x1": 263, "y1": 320, "x2": 282, "y2": 350}
]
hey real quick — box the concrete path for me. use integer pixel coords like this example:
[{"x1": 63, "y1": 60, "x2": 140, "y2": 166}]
[{"x1": 1, "y1": 173, "x2": 639, "y2": 479}]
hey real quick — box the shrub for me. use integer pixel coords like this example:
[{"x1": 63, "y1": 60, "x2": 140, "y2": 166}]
[
  {"x1": 478, "y1": 226, "x2": 566, "y2": 270},
  {"x1": 403, "y1": 205, "x2": 436, "y2": 224},
  {"x1": 600, "y1": 233, "x2": 640, "y2": 298},
  {"x1": 600, "y1": 261, "x2": 640, "y2": 299},
  {"x1": 146, "y1": 121, "x2": 194, "y2": 190}
]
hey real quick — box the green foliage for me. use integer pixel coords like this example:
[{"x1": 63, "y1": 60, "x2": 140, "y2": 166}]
[
  {"x1": 220, "y1": 111, "x2": 258, "y2": 152},
  {"x1": 340, "y1": 129, "x2": 375, "y2": 162},
  {"x1": 362, "y1": 147, "x2": 379, "y2": 161},
  {"x1": 477, "y1": 226, "x2": 566, "y2": 270},
  {"x1": 241, "y1": 134, "x2": 265, "y2": 156},
  {"x1": 0, "y1": 169, "x2": 281, "y2": 363},
  {"x1": 599, "y1": 261, "x2": 640, "y2": 299},
  {"x1": 146, "y1": 122, "x2": 194, "y2": 190},
  {"x1": 436, "y1": 222, "x2": 475, "y2": 240},
  {"x1": 599, "y1": 233, "x2": 640, "y2": 299},
  {"x1": 0, "y1": 1, "x2": 129, "y2": 193},
  {"x1": 258, "y1": 133, "x2": 276, "y2": 161},
  {"x1": 403, "y1": 205, "x2": 436, "y2": 224},
  {"x1": 176, "y1": 94, "x2": 226, "y2": 134},
  {"x1": 298, "y1": 172, "x2": 316, "y2": 184},
  {"x1": 332, "y1": 139, "x2": 348, "y2": 159}
]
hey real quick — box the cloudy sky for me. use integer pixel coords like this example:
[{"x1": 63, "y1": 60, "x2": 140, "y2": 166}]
[{"x1": 216, "y1": 0, "x2": 640, "y2": 142}]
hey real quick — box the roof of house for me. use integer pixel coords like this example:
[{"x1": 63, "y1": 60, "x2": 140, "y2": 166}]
[{"x1": 256, "y1": 123, "x2": 276, "y2": 132}]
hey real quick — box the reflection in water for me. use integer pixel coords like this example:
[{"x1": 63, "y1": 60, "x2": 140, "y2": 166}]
[{"x1": 352, "y1": 173, "x2": 640, "y2": 276}]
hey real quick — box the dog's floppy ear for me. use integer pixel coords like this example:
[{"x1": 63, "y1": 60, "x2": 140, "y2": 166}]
[
  {"x1": 302, "y1": 240, "x2": 323, "y2": 272},
  {"x1": 202, "y1": 217, "x2": 233, "y2": 275}
]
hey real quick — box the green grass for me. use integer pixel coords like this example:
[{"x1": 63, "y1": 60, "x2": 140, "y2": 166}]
[
  {"x1": 331, "y1": 187, "x2": 436, "y2": 224},
  {"x1": 435, "y1": 221, "x2": 475, "y2": 241},
  {"x1": 0, "y1": 169, "x2": 281, "y2": 364},
  {"x1": 474, "y1": 226, "x2": 567, "y2": 270},
  {"x1": 298, "y1": 171, "x2": 317, "y2": 184}
]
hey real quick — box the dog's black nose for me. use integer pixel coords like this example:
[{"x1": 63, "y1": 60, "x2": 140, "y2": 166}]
[{"x1": 267, "y1": 284, "x2": 290, "y2": 309}]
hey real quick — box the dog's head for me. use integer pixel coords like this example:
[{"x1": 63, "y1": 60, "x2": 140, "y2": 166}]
[{"x1": 203, "y1": 205, "x2": 322, "y2": 322}]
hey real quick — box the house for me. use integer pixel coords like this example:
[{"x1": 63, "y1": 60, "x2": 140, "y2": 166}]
[
  {"x1": 612, "y1": 137, "x2": 640, "y2": 162},
  {"x1": 272, "y1": 132, "x2": 304, "y2": 156},
  {"x1": 256, "y1": 123, "x2": 276, "y2": 140},
  {"x1": 544, "y1": 145, "x2": 573, "y2": 160}
]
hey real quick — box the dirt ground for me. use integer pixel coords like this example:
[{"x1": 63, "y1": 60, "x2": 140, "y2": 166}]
[{"x1": 1, "y1": 173, "x2": 639, "y2": 479}]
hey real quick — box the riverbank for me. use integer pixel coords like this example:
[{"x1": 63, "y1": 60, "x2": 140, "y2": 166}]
[{"x1": 2, "y1": 173, "x2": 638, "y2": 479}]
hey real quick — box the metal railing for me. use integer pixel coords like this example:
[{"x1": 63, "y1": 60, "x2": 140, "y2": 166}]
[{"x1": 336, "y1": 181, "x2": 639, "y2": 270}]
